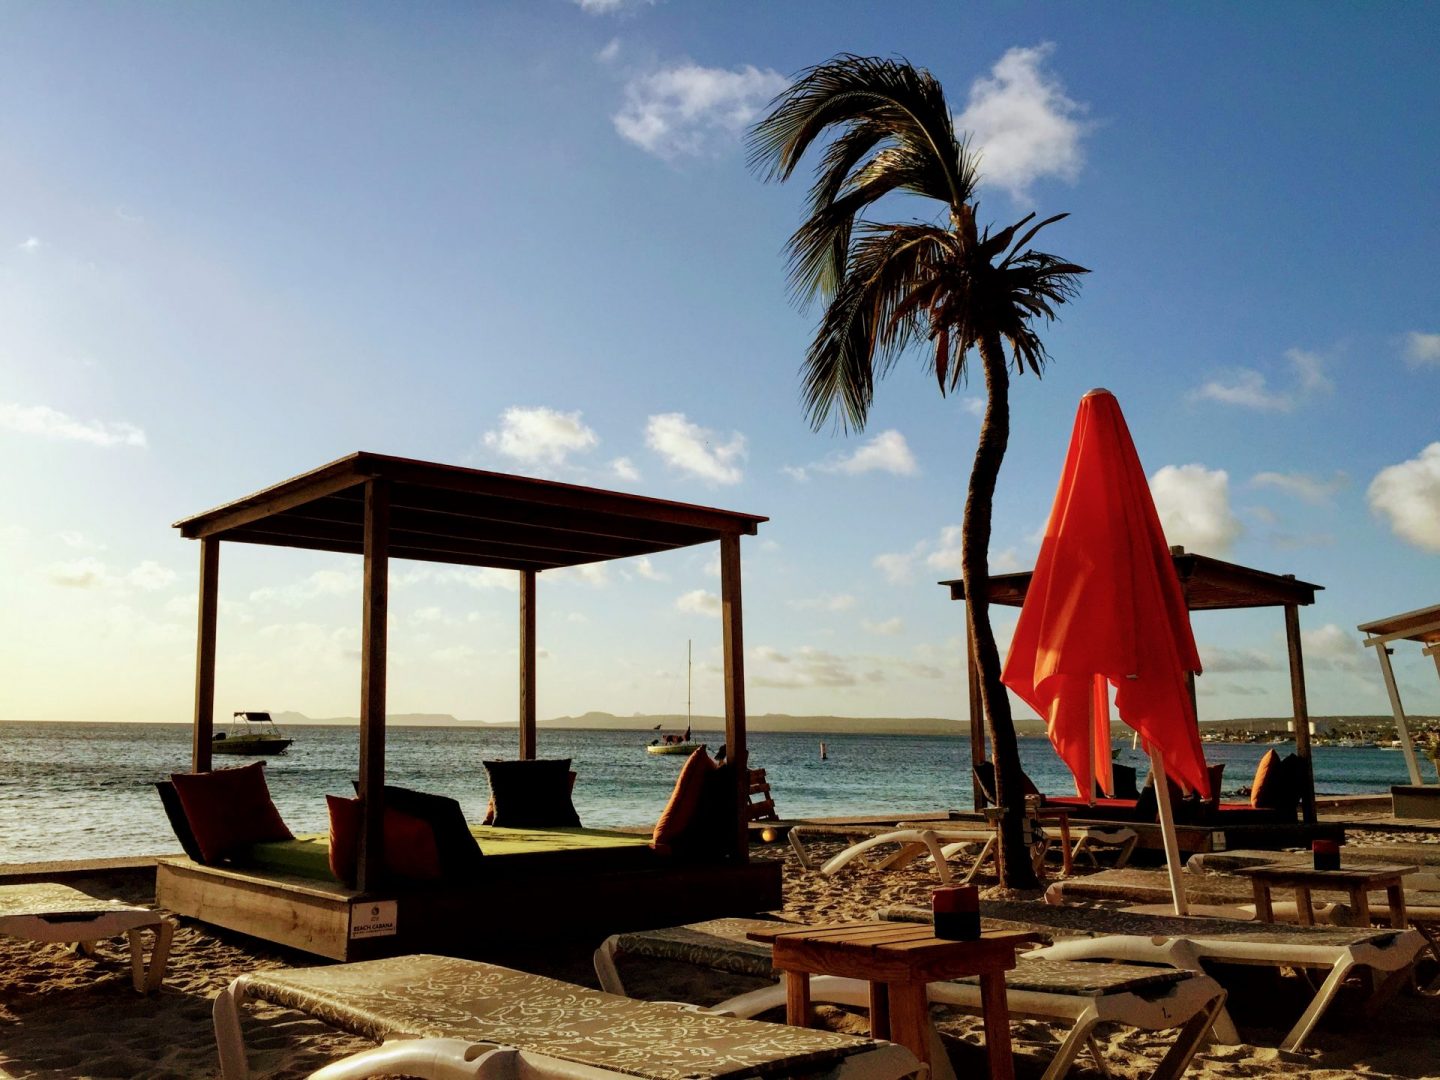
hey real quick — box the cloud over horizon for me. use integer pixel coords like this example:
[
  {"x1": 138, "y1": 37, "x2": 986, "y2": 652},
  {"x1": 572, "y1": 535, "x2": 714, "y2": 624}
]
[
  {"x1": 614, "y1": 61, "x2": 787, "y2": 160},
  {"x1": 646, "y1": 412, "x2": 746, "y2": 484},
  {"x1": 1404, "y1": 331, "x2": 1440, "y2": 369},
  {"x1": 1190, "y1": 348, "x2": 1333, "y2": 412},
  {"x1": 1150, "y1": 464, "x2": 1241, "y2": 555},
  {"x1": 0, "y1": 402, "x2": 147, "y2": 447},
  {"x1": 785, "y1": 429, "x2": 919, "y2": 481},
  {"x1": 957, "y1": 43, "x2": 1089, "y2": 201},
  {"x1": 482, "y1": 406, "x2": 598, "y2": 468},
  {"x1": 1368, "y1": 442, "x2": 1440, "y2": 552}
]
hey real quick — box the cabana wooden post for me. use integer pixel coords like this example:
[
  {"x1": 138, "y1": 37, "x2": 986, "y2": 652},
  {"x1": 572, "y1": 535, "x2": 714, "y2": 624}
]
[
  {"x1": 1358, "y1": 603, "x2": 1440, "y2": 788},
  {"x1": 944, "y1": 548, "x2": 1323, "y2": 825},
  {"x1": 174, "y1": 451, "x2": 768, "y2": 899}
]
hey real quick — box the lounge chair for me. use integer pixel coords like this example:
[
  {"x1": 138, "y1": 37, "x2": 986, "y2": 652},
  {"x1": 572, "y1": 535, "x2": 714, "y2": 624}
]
[
  {"x1": 595, "y1": 919, "x2": 1227, "y2": 1080},
  {"x1": 213, "y1": 953, "x2": 922, "y2": 1080},
  {"x1": 882, "y1": 899, "x2": 1427, "y2": 1052},
  {"x1": 0, "y1": 882, "x2": 175, "y2": 992}
]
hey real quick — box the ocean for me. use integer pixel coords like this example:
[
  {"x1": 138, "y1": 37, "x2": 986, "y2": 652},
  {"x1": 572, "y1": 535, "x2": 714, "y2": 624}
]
[{"x1": 0, "y1": 722, "x2": 1423, "y2": 864}]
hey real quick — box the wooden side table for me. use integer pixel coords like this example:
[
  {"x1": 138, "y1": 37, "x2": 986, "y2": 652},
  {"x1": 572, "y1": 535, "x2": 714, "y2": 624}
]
[
  {"x1": 748, "y1": 921, "x2": 1040, "y2": 1080},
  {"x1": 1236, "y1": 863, "x2": 1417, "y2": 927}
]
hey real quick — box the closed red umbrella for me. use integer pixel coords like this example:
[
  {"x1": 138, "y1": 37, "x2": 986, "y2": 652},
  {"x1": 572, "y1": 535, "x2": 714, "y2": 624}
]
[{"x1": 1002, "y1": 388, "x2": 1207, "y2": 912}]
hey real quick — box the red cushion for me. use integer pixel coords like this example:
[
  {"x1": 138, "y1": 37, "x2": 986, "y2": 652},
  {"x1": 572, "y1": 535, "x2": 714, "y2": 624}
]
[
  {"x1": 170, "y1": 761, "x2": 293, "y2": 864},
  {"x1": 326, "y1": 795, "x2": 443, "y2": 886},
  {"x1": 651, "y1": 748, "x2": 715, "y2": 854}
]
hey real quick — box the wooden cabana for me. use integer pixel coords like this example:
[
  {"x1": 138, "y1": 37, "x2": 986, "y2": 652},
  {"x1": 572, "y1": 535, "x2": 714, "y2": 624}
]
[
  {"x1": 1358, "y1": 603, "x2": 1440, "y2": 788},
  {"x1": 162, "y1": 452, "x2": 775, "y2": 959},
  {"x1": 943, "y1": 547, "x2": 1324, "y2": 824}
]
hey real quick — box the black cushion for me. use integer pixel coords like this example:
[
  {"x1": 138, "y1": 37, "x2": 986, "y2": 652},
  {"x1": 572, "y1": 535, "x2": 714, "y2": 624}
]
[
  {"x1": 973, "y1": 760, "x2": 1041, "y2": 806},
  {"x1": 482, "y1": 759, "x2": 581, "y2": 828},
  {"x1": 673, "y1": 762, "x2": 738, "y2": 858},
  {"x1": 378, "y1": 785, "x2": 484, "y2": 881},
  {"x1": 154, "y1": 780, "x2": 206, "y2": 863}
]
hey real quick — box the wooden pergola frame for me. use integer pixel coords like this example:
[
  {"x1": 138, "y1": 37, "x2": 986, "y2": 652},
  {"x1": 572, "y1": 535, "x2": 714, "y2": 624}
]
[
  {"x1": 175, "y1": 452, "x2": 766, "y2": 891},
  {"x1": 1358, "y1": 603, "x2": 1440, "y2": 787},
  {"x1": 943, "y1": 547, "x2": 1324, "y2": 824}
]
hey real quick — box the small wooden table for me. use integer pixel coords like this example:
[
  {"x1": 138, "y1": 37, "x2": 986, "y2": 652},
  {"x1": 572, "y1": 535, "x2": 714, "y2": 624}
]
[
  {"x1": 1236, "y1": 862, "x2": 1418, "y2": 928},
  {"x1": 748, "y1": 921, "x2": 1040, "y2": 1080}
]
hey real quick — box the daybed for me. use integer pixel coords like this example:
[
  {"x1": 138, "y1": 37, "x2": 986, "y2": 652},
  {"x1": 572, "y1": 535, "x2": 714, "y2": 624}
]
[{"x1": 213, "y1": 953, "x2": 922, "y2": 1080}]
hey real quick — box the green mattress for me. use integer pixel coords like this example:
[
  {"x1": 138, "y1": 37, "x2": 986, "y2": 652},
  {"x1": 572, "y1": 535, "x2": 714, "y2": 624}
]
[{"x1": 240, "y1": 825, "x2": 655, "y2": 884}]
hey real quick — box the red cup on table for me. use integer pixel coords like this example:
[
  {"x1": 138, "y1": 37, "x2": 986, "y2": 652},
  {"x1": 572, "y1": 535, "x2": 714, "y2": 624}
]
[
  {"x1": 932, "y1": 885, "x2": 981, "y2": 940},
  {"x1": 1313, "y1": 838, "x2": 1340, "y2": 871}
]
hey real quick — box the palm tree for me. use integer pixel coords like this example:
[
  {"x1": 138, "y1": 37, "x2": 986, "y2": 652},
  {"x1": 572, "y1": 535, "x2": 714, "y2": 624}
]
[{"x1": 749, "y1": 54, "x2": 1086, "y2": 887}]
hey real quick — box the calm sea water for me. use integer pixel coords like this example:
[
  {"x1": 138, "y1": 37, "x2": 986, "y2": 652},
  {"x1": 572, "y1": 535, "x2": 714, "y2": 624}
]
[{"x1": 0, "y1": 722, "x2": 1422, "y2": 864}]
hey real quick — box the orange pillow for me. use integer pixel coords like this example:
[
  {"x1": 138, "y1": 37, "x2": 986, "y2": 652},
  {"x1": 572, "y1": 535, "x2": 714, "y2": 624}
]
[
  {"x1": 1250, "y1": 749, "x2": 1281, "y2": 808},
  {"x1": 326, "y1": 795, "x2": 443, "y2": 886},
  {"x1": 170, "y1": 761, "x2": 293, "y2": 864},
  {"x1": 651, "y1": 748, "x2": 715, "y2": 854}
]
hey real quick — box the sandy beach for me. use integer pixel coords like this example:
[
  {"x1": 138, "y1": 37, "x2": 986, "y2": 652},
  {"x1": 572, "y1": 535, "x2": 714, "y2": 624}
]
[{"x1": 2, "y1": 829, "x2": 1439, "y2": 1080}]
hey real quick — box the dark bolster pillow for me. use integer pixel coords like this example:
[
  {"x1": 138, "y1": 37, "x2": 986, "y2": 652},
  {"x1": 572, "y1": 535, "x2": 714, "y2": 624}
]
[
  {"x1": 326, "y1": 795, "x2": 442, "y2": 887},
  {"x1": 379, "y1": 785, "x2": 484, "y2": 880},
  {"x1": 169, "y1": 761, "x2": 293, "y2": 864},
  {"x1": 154, "y1": 781, "x2": 205, "y2": 863},
  {"x1": 482, "y1": 758, "x2": 581, "y2": 828},
  {"x1": 652, "y1": 748, "x2": 715, "y2": 854}
]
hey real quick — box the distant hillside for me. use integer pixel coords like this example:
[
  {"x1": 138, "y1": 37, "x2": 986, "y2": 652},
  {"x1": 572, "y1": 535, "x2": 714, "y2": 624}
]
[
  {"x1": 275, "y1": 711, "x2": 464, "y2": 727},
  {"x1": 541, "y1": 711, "x2": 978, "y2": 736}
]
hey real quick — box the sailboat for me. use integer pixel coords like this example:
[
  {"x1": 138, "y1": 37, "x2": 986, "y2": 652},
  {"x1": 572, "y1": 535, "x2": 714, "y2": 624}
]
[{"x1": 646, "y1": 641, "x2": 704, "y2": 755}]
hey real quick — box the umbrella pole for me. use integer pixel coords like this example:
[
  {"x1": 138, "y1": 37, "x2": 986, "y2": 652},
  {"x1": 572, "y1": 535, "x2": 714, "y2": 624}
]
[{"x1": 1148, "y1": 746, "x2": 1189, "y2": 916}]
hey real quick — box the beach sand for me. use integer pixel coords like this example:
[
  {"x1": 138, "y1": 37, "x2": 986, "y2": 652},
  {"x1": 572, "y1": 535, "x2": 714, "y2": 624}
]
[{"x1": 2, "y1": 834, "x2": 1438, "y2": 1079}]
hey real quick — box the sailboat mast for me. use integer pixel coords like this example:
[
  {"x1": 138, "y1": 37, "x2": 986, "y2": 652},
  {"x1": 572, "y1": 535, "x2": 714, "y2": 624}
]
[{"x1": 686, "y1": 639, "x2": 692, "y2": 726}]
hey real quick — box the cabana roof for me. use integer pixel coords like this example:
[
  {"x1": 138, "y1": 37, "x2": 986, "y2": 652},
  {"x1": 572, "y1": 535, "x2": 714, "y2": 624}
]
[
  {"x1": 941, "y1": 548, "x2": 1321, "y2": 611},
  {"x1": 173, "y1": 451, "x2": 767, "y2": 571},
  {"x1": 1358, "y1": 603, "x2": 1440, "y2": 645}
]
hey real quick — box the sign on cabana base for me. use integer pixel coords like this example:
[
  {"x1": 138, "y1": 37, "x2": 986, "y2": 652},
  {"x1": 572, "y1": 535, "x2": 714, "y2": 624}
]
[{"x1": 350, "y1": 901, "x2": 398, "y2": 939}]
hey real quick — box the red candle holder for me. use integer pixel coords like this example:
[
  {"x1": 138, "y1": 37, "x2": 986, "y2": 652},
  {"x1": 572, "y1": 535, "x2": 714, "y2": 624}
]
[
  {"x1": 932, "y1": 885, "x2": 981, "y2": 940},
  {"x1": 1313, "y1": 839, "x2": 1340, "y2": 871}
]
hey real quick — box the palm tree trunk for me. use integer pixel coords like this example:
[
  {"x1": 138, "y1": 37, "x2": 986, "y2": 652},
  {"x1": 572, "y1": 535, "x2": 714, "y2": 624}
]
[{"x1": 963, "y1": 334, "x2": 1039, "y2": 889}]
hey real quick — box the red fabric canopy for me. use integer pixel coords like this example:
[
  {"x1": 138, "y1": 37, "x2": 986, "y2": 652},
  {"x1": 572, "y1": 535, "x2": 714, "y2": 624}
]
[{"x1": 1002, "y1": 389, "x2": 1209, "y2": 799}]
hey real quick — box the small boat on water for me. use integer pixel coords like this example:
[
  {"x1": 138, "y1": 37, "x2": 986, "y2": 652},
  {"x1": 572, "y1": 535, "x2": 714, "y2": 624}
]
[
  {"x1": 648, "y1": 641, "x2": 703, "y2": 755},
  {"x1": 213, "y1": 711, "x2": 294, "y2": 756}
]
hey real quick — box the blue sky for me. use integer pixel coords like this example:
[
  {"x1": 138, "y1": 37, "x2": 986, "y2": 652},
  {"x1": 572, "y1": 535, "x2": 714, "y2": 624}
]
[{"x1": 3, "y1": 2, "x2": 1437, "y2": 727}]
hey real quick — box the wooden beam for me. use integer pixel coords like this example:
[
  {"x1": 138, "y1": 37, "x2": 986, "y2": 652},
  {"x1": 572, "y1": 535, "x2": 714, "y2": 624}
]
[
  {"x1": 192, "y1": 538, "x2": 220, "y2": 772},
  {"x1": 357, "y1": 478, "x2": 390, "y2": 892},
  {"x1": 1284, "y1": 601, "x2": 1317, "y2": 824},
  {"x1": 719, "y1": 534, "x2": 748, "y2": 862},
  {"x1": 519, "y1": 570, "x2": 537, "y2": 760},
  {"x1": 177, "y1": 467, "x2": 367, "y2": 538}
]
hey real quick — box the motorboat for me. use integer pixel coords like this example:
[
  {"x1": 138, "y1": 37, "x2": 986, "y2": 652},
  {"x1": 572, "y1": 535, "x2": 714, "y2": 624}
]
[{"x1": 212, "y1": 711, "x2": 294, "y2": 756}]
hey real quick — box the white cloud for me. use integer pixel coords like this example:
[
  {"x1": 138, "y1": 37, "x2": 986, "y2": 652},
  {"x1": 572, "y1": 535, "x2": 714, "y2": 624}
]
[
  {"x1": 249, "y1": 568, "x2": 359, "y2": 607},
  {"x1": 748, "y1": 644, "x2": 946, "y2": 689},
  {"x1": 924, "y1": 526, "x2": 964, "y2": 575},
  {"x1": 547, "y1": 562, "x2": 612, "y2": 588},
  {"x1": 596, "y1": 37, "x2": 622, "y2": 63},
  {"x1": 575, "y1": 0, "x2": 654, "y2": 12},
  {"x1": 676, "y1": 589, "x2": 721, "y2": 616},
  {"x1": 633, "y1": 557, "x2": 668, "y2": 582},
  {"x1": 1302, "y1": 624, "x2": 1370, "y2": 674},
  {"x1": 394, "y1": 566, "x2": 517, "y2": 593},
  {"x1": 1249, "y1": 470, "x2": 1347, "y2": 505},
  {"x1": 482, "y1": 406, "x2": 598, "y2": 468},
  {"x1": 1368, "y1": 443, "x2": 1440, "y2": 552},
  {"x1": 788, "y1": 430, "x2": 919, "y2": 481},
  {"x1": 1198, "y1": 644, "x2": 1281, "y2": 673},
  {"x1": 863, "y1": 617, "x2": 905, "y2": 636},
  {"x1": 126, "y1": 561, "x2": 177, "y2": 591},
  {"x1": 17, "y1": 237, "x2": 41, "y2": 252},
  {"x1": 47, "y1": 557, "x2": 107, "y2": 588},
  {"x1": 1190, "y1": 348, "x2": 1333, "y2": 412},
  {"x1": 1149, "y1": 464, "x2": 1242, "y2": 555},
  {"x1": 873, "y1": 548, "x2": 920, "y2": 585},
  {"x1": 956, "y1": 43, "x2": 1088, "y2": 201},
  {"x1": 790, "y1": 592, "x2": 857, "y2": 613},
  {"x1": 962, "y1": 397, "x2": 986, "y2": 418},
  {"x1": 0, "y1": 402, "x2": 146, "y2": 447},
  {"x1": 1404, "y1": 332, "x2": 1440, "y2": 369},
  {"x1": 875, "y1": 525, "x2": 1017, "y2": 584},
  {"x1": 610, "y1": 456, "x2": 640, "y2": 482},
  {"x1": 645, "y1": 412, "x2": 745, "y2": 484},
  {"x1": 614, "y1": 62, "x2": 787, "y2": 160},
  {"x1": 59, "y1": 531, "x2": 106, "y2": 551}
]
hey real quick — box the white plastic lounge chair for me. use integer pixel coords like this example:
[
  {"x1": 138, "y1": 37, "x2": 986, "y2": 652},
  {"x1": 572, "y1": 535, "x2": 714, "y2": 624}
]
[
  {"x1": 896, "y1": 899, "x2": 1427, "y2": 1052},
  {"x1": 0, "y1": 882, "x2": 175, "y2": 992},
  {"x1": 213, "y1": 953, "x2": 922, "y2": 1080},
  {"x1": 595, "y1": 920, "x2": 1227, "y2": 1080}
]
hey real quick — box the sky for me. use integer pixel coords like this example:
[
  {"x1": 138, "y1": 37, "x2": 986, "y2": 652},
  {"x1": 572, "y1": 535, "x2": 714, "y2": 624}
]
[{"x1": 2, "y1": 2, "x2": 1437, "y2": 728}]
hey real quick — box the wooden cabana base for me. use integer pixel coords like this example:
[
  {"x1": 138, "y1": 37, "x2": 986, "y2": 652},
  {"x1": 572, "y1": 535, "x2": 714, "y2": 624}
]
[{"x1": 155, "y1": 857, "x2": 782, "y2": 962}]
